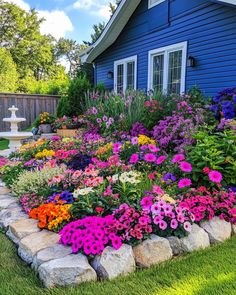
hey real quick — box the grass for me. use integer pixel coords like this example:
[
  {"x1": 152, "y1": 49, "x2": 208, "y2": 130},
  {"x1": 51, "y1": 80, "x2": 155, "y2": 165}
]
[
  {"x1": 1, "y1": 233, "x2": 236, "y2": 295},
  {"x1": 0, "y1": 139, "x2": 9, "y2": 150}
]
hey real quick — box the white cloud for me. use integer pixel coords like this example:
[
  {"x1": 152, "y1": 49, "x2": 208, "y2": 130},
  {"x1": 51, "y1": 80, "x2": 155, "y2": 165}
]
[
  {"x1": 72, "y1": 0, "x2": 113, "y2": 19},
  {"x1": 38, "y1": 10, "x2": 73, "y2": 39},
  {"x1": 4, "y1": 0, "x2": 74, "y2": 39}
]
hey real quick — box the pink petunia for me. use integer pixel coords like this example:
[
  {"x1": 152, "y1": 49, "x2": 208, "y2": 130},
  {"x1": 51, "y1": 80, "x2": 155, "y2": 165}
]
[
  {"x1": 180, "y1": 161, "x2": 192, "y2": 173},
  {"x1": 171, "y1": 154, "x2": 185, "y2": 163},
  {"x1": 130, "y1": 153, "x2": 139, "y2": 164},
  {"x1": 144, "y1": 153, "x2": 157, "y2": 162},
  {"x1": 159, "y1": 220, "x2": 168, "y2": 230},
  {"x1": 178, "y1": 178, "x2": 192, "y2": 189},
  {"x1": 156, "y1": 156, "x2": 167, "y2": 165},
  {"x1": 208, "y1": 170, "x2": 223, "y2": 183},
  {"x1": 153, "y1": 185, "x2": 164, "y2": 195},
  {"x1": 170, "y1": 219, "x2": 178, "y2": 229}
]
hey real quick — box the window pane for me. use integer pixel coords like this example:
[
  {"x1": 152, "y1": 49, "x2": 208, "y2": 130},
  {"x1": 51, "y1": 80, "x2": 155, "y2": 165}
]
[
  {"x1": 167, "y1": 50, "x2": 182, "y2": 94},
  {"x1": 127, "y1": 61, "x2": 135, "y2": 90},
  {"x1": 117, "y1": 64, "x2": 124, "y2": 93},
  {"x1": 153, "y1": 54, "x2": 164, "y2": 92}
]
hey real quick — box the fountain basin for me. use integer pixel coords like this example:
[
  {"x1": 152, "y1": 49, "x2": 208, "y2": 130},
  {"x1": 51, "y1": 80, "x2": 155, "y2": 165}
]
[{"x1": 0, "y1": 132, "x2": 33, "y2": 150}]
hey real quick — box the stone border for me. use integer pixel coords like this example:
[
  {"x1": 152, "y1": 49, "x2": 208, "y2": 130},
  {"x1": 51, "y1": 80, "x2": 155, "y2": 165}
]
[{"x1": 0, "y1": 182, "x2": 235, "y2": 288}]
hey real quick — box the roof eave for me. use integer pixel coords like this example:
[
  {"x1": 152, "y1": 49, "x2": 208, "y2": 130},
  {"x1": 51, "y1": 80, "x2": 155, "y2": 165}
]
[{"x1": 86, "y1": 0, "x2": 141, "y2": 63}]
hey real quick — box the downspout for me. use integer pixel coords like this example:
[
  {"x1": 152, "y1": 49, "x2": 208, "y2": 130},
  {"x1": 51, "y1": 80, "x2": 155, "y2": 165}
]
[{"x1": 168, "y1": 0, "x2": 171, "y2": 26}]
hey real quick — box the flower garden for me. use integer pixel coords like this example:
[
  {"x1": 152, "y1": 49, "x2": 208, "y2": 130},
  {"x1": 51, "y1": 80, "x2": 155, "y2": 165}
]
[{"x1": 0, "y1": 87, "x2": 236, "y2": 288}]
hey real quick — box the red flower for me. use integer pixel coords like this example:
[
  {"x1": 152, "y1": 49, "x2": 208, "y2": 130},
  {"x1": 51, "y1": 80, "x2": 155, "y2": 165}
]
[
  {"x1": 95, "y1": 207, "x2": 105, "y2": 214},
  {"x1": 203, "y1": 167, "x2": 211, "y2": 174}
]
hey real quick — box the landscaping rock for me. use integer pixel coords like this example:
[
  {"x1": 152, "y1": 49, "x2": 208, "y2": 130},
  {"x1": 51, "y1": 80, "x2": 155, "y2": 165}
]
[
  {"x1": 200, "y1": 217, "x2": 232, "y2": 244},
  {"x1": 0, "y1": 207, "x2": 27, "y2": 230},
  {"x1": 0, "y1": 180, "x2": 5, "y2": 187},
  {"x1": 180, "y1": 224, "x2": 210, "y2": 252},
  {"x1": 32, "y1": 244, "x2": 72, "y2": 270},
  {"x1": 38, "y1": 254, "x2": 97, "y2": 288},
  {"x1": 6, "y1": 218, "x2": 40, "y2": 245},
  {"x1": 18, "y1": 230, "x2": 60, "y2": 264},
  {"x1": 0, "y1": 187, "x2": 11, "y2": 195},
  {"x1": 91, "y1": 244, "x2": 136, "y2": 280},
  {"x1": 167, "y1": 236, "x2": 188, "y2": 256},
  {"x1": 133, "y1": 235, "x2": 172, "y2": 268},
  {"x1": 0, "y1": 197, "x2": 17, "y2": 209}
]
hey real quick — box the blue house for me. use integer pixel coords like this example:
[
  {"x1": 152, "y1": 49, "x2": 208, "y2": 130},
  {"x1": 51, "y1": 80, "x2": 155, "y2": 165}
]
[{"x1": 81, "y1": 0, "x2": 236, "y2": 96}]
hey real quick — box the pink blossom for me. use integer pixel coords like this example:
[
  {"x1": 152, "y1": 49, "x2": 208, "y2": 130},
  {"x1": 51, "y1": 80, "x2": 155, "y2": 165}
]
[
  {"x1": 178, "y1": 178, "x2": 192, "y2": 189},
  {"x1": 153, "y1": 185, "x2": 164, "y2": 195},
  {"x1": 171, "y1": 154, "x2": 185, "y2": 163},
  {"x1": 144, "y1": 153, "x2": 157, "y2": 162},
  {"x1": 170, "y1": 219, "x2": 178, "y2": 229},
  {"x1": 156, "y1": 156, "x2": 167, "y2": 165},
  {"x1": 131, "y1": 137, "x2": 138, "y2": 145},
  {"x1": 184, "y1": 222, "x2": 192, "y2": 232},
  {"x1": 208, "y1": 171, "x2": 223, "y2": 183},
  {"x1": 180, "y1": 161, "x2": 192, "y2": 173},
  {"x1": 130, "y1": 154, "x2": 139, "y2": 164},
  {"x1": 159, "y1": 220, "x2": 168, "y2": 230}
]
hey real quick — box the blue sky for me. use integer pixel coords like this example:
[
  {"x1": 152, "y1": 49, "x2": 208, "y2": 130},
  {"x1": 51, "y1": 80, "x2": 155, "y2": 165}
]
[{"x1": 6, "y1": 0, "x2": 114, "y2": 43}]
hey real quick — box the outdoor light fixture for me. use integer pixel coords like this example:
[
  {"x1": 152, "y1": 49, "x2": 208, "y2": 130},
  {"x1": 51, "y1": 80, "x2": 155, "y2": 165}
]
[
  {"x1": 107, "y1": 71, "x2": 114, "y2": 79},
  {"x1": 187, "y1": 56, "x2": 196, "y2": 67}
]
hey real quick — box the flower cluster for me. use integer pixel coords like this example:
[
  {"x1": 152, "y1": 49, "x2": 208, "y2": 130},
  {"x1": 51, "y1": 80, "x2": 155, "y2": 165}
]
[
  {"x1": 59, "y1": 215, "x2": 123, "y2": 255},
  {"x1": 19, "y1": 193, "x2": 45, "y2": 214},
  {"x1": 35, "y1": 149, "x2": 55, "y2": 159},
  {"x1": 39, "y1": 112, "x2": 55, "y2": 124},
  {"x1": 47, "y1": 191, "x2": 74, "y2": 204},
  {"x1": 179, "y1": 187, "x2": 236, "y2": 224},
  {"x1": 29, "y1": 203, "x2": 72, "y2": 231},
  {"x1": 211, "y1": 87, "x2": 236, "y2": 119},
  {"x1": 140, "y1": 192, "x2": 193, "y2": 238}
]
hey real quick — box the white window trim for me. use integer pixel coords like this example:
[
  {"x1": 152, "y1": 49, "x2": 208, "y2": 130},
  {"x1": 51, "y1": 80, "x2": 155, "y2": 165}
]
[
  {"x1": 114, "y1": 55, "x2": 137, "y2": 93},
  {"x1": 148, "y1": 0, "x2": 165, "y2": 9},
  {"x1": 147, "y1": 41, "x2": 187, "y2": 94}
]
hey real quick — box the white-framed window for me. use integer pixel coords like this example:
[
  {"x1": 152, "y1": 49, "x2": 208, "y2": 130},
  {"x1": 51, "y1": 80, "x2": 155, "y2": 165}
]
[
  {"x1": 148, "y1": 42, "x2": 187, "y2": 94},
  {"x1": 148, "y1": 0, "x2": 165, "y2": 9},
  {"x1": 114, "y1": 55, "x2": 137, "y2": 93}
]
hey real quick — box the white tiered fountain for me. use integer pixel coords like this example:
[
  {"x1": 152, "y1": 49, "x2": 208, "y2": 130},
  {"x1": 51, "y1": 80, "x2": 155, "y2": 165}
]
[{"x1": 0, "y1": 105, "x2": 33, "y2": 151}]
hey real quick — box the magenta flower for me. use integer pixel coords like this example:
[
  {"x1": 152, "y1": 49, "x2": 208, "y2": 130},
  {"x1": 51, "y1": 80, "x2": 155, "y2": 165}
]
[
  {"x1": 130, "y1": 153, "x2": 139, "y2": 164},
  {"x1": 156, "y1": 156, "x2": 167, "y2": 165},
  {"x1": 171, "y1": 154, "x2": 185, "y2": 163},
  {"x1": 208, "y1": 171, "x2": 223, "y2": 183},
  {"x1": 144, "y1": 153, "x2": 157, "y2": 162},
  {"x1": 180, "y1": 161, "x2": 192, "y2": 173},
  {"x1": 103, "y1": 116, "x2": 108, "y2": 122},
  {"x1": 178, "y1": 178, "x2": 192, "y2": 189},
  {"x1": 96, "y1": 118, "x2": 102, "y2": 124},
  {"x1": 159, "y1": 220, "x2": 168, "y2": 230},
  {"x1": 184, "y1": 222, "x2": 192, "y2": 232}
]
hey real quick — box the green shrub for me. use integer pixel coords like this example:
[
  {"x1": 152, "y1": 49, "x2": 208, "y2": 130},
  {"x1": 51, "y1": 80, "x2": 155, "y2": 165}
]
[
  {"x1": 0, "y1": 48, "x2": 18, "y2": 92},
  {"x1": 66, "y1": 75, "x2": 92, "y2": 116},
  {"x1": 56, "y1": 96, "x2": 71, "y2": 117}
]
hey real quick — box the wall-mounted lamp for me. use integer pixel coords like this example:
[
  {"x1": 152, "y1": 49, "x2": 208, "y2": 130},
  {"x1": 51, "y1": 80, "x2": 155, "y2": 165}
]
[
  {"x1": 187, "y1": 56, "x2": 196, "y2": 68},
  {"x1": 107, "y1": 71, "x2": 114, "y2": 79}
]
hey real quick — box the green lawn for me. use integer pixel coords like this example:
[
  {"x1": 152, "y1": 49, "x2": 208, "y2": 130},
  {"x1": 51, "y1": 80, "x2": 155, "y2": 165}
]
[
  {"x1": 0, "y1": 139, "x2": 9, "y2": 150},
  {"x1": 1, "y1": 233, "x2": 236, "y2": 295}
]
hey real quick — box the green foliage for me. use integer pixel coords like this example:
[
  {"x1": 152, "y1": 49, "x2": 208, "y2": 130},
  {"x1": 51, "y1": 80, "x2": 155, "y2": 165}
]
[
  {"x1": 186, "y1": 129, "x2": 236, "y2": 186},
  {"x1": 0, "y1": 163, "x2": 24, "y2": 188},
  {"x1": 0, "y1": 48, "x2": 18, "y2": 92},
  {"x1": 66, "y1": 75, "x2": 92, "y2": 116},
  {"x1": 56, "y1": 96, "x2": 71, "y2": 117}
]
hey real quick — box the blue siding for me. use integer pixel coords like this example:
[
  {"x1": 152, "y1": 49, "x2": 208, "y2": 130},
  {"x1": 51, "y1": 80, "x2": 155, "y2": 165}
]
[{"x1": 95, "y1": 0, "x2": 236, "y2": 96}]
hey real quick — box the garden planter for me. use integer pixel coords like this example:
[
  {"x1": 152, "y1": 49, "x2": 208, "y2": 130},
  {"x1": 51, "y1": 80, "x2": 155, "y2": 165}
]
[
  {"x1": 57, "y1": 129, "x2": 78, "y2": 137},
  {"x1": 40, "y1": 124, "x2": 52, "y2": 134}
]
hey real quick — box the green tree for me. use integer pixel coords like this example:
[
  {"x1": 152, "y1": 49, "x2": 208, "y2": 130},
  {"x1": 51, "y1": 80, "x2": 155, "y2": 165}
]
[
  {"x1": 0, "y1": 48, "x2": 18, "y2": 92},
  {"x1": 55, "y1": 38, "x2": 87, "y2": 77}
]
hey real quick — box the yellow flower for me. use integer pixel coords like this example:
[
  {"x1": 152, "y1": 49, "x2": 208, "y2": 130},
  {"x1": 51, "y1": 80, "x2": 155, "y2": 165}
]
[
  {"x1": 138, "y1": 135, "x2": 156, "y2": 146},
  {"x1": 35, "y1": 149, "x2": 55, "y2": 159}
]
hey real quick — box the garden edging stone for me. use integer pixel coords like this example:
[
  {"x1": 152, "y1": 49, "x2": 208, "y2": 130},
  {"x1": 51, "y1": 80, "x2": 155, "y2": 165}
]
[
  {"x1": 180, "y1": 224, "x2": 210, "y2": 252},
  {"x1": 38, "y1": 254, "x2": 97, "y2": 288},
  {"x1": 200, "y1": 217, "x2": 232, "y2": 244},
  {"x1": 18, "y1": 230, "x2": 60, "y2": 264},
  {"x1": 133, "y1": 235, "x2": 173, "y2": 268},
  {"x1": 91, "y1": 244, "x2": 136, "y2": 280}
]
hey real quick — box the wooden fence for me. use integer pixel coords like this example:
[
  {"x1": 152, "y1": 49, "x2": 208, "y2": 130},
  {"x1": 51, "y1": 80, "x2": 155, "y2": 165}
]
[{"x1": 0, "y1": 93, "x2": 60, "y2": 131}]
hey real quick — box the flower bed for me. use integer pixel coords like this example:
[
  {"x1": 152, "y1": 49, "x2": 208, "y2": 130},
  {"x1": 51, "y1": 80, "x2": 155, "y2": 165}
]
[{"x1": 0, "y1": 88, "x2": 236, "y2": 287}]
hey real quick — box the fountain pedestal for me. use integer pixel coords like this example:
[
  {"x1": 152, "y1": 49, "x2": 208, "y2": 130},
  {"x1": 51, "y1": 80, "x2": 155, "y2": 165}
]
[{"x1": 0, "y1": 105, "x2": 33, "y2": 151}]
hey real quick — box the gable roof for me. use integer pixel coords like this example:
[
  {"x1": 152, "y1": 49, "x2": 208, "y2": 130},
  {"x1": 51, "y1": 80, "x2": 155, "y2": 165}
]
[{"x1": 81, "y1": 0, "x2": 236, "y2": 63}]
